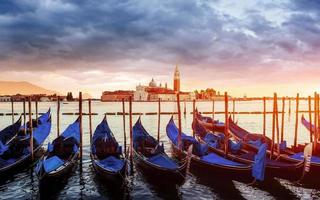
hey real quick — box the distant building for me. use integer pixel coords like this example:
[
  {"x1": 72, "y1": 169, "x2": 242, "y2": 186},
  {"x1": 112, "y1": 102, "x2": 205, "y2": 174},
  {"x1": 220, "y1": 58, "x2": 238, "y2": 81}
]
[
  {"x1": 0, "y1": 96, "x2": 11, "y2": 102},
  {"x1": 133, "y1": 66, "x2": 195, "y2": 101},
  {"x1": 173, "y1": 65, "x2": 180, "y2": 92},
  {"x1": 101, "y1": 90, "x2": 134, "y2": 102}
]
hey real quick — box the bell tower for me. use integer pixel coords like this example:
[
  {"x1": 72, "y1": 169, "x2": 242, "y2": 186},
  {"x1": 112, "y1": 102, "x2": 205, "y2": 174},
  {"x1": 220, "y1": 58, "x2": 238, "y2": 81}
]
[{"x1": 173, "y1": 65, "x2": 180, "y2": 92}]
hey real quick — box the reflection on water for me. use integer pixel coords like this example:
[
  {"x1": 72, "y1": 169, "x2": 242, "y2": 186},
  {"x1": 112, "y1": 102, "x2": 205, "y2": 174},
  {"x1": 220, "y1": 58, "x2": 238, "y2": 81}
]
[{"x1": 0, "y1": 101, "x2": 319, "y2": 199}]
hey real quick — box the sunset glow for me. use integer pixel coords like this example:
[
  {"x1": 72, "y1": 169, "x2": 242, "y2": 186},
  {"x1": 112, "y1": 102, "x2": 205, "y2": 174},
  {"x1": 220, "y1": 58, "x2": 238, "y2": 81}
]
[{"x1": 1, "y1": 0, "x2": 320, "y2": 97}]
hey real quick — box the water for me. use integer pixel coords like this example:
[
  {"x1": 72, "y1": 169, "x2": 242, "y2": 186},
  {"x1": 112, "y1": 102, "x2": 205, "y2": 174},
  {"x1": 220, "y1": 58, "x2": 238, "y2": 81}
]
[{"x1": 0, "y1": 100, "x2": 319, "y2": 199}]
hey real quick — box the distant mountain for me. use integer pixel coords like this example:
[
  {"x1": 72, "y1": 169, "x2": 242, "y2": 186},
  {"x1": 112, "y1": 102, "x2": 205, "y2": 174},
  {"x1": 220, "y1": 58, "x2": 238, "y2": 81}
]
[{"x1": 0, "y1": 81, "x2": 58, "y2": 95}]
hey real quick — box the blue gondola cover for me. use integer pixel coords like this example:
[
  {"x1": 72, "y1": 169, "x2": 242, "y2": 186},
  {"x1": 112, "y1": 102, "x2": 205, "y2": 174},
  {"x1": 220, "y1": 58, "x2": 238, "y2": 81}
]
[
  {"x1": 97, "y1": 156, "x2": 125, "y2": 172},
  {"x1": 290, "y1": 152, "x2": 320, "y2": 163},
  {"x1": 0, "y1": 141, "x2": 8, "y2": 155},
  {"x1": 147, "y1": 154, "x2": 179, "y2": 170},
  {"x1": 43, "y1": 156, "x2": 65, "y2": 173},
  {"x1": 252, "y1": 143, "x2": 267, "y2": 181},
  {"x1": 61, "y1": 121, "x2": 80, "y2": 144},
  {"x1": 248, "y1": 139, "x2": 262, "y2": 148},
  {"x1": 201, "y1": 153, "x2": 245, "y2": 166}
]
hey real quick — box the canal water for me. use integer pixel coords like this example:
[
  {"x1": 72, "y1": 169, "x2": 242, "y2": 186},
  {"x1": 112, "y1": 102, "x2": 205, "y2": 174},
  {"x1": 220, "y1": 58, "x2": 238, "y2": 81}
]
[{"x1": 0, "y1": 100, "x2": 319, "y2": 199}]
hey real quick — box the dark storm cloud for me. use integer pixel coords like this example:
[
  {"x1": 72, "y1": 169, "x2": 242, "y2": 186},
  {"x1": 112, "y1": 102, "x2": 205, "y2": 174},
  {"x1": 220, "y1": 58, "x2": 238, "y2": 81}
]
[{"x1": 0, "y1": 0, "x2": 320, "y2": 75}]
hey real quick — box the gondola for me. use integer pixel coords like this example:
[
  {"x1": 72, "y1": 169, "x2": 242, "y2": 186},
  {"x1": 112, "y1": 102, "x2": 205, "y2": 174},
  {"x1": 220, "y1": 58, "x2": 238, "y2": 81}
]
[
  {"x1": 227, "y1": 116, "x2": 320, "y2": 185},
  {"x1": 194, "y1": 111, "x2": 225, "y2": 133},
  {"x1": 193, "y1": 115, "x2": 304, "y2": 181},
  {"x1": 166, "y1": 117, "x2": 261, "y2": 182},
  {"x1": 36, "y1": 118, "x2": 80, "y2": 183},
  {"x1": 0, "y1": 117, "x2": 22, "y2": 151},
  {"x1": 0, "y1": 110, "x2": 51, "y2": 175},
  {"x1": 301, "y1": 115, "x2": 319, "y2": 138},
  {"x1": 132, "y1": 117, "x2": 187, "y2": 185},
  {"x1": 91, "y1": 117, "x2": 126, "y2": 182}
]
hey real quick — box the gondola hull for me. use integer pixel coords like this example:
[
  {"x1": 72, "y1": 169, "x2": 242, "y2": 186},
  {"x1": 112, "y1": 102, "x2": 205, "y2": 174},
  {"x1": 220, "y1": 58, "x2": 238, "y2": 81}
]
[
  {"x1": 170, "y1": 142, "x2": 253, "y2": 182},
  {"x1": 0, "y1": 146, "x2": 44, "y2": 176},
  {"x1": 39, "y1": 153, "x2": 79, "y2": 184},
  {"x1": 133, "y1": 149, "x2": 186, "y2": 185},
  {"x1": 279, "y1": 155, "x2": 320, "y2": 186},
  {"x1": 91, "y1": 154, "x2": 126, "y2": 183}
]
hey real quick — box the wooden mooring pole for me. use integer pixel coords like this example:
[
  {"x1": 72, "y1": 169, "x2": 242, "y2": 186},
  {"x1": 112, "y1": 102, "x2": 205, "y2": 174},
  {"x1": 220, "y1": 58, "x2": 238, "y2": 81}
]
[
  {"x1": 293, "y1": 93, "x2": 299, "y2": 147},
  {"x1": 23, "y1": 98, "x2": 26, "y2": 135},
  {"x1": 224, "y1": 92, "x2": 229, "y2": 157},
  {"x1": 177, "y1": 93, "x2": 182, "y2": 149},
  {"x1": 129, "y1": 96, "x2": 133, "y2": 159},
  {"x1": 157, "y1": 98, "x2": 161, "y2": 143},
  {"x1": 35, "y1": 99, "x2": 38, "y2": 126},
  {"x1": 280, "y1": 97, "x2": 285, "y2": 142},
  {"x1": 11, "y1": 97, "x2": 14, "y2": 124},
  {"x1": 122, "y1": 98, "x2": 127, "y2": 156},
  {"x1": 308, "y1": 96, "x2": 313, "y2": 143},
  {"x1": 57, "y1": 96, "x2": 60, "y2": 137},
  {"x1": 88, "y1": 99, "x2": 93, "y2": 144},
  {"x1": 263, "y1": 97, "x2": 266, "y2": 136},
  {"x1": 28, "y1": 97, "x2": 34, "y2": 161},
  {"x1": 79, "y1": 92, "x2": 83, "y2": 165}
]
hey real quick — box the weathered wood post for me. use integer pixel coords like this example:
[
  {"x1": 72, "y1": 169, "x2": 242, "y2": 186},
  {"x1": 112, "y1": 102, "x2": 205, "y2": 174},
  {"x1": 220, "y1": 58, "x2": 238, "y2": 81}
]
[
  {"x1": 88, "y1": 99, "x2": 93, "y2": 144},
  {"x1": 122, "y1": 98, "x2": 127, "y2": 156},
  {"x1": 270, "y1": 94, "x2": 276, "y2": 159},
  {"x1": 183, "y1": 99, "x2": 186, "y2": 117},
  {"x1": 293, "y1": 93, "x2": 299, "y2": 147},
  {"x1": 212, "y1": 99, "x2": 215, "y2": 121},
  {"x1": 232, "y1": 99, "x2": 235, "y2": 121},
  {"x1": 177, "y1": 93, "x2": 182, "y2": 149},
  {"x1": 28, "y1": 97, "x2": 34, "y2": 161},
  {"x1": 263, "y1": 97, "x2": 266, "y2": 136},
  {"x1": 314, "y1": 93, "x2": 318, "y2": 151},
  {"x1": 157, "y1": 98, "x2": 161, "y2": 143},
  {"x1": 23, "y1": 98, "x2": 26, "y2": 135},
  {"x1": 35, "y1": 98, "x2": 38, "y2": 126},
  {"x1": 129, "y1": 96, "x2": 133, "y2": 159},
  {"x1": 224, "y1": 92, "x2": 229, "y2": 157},
  {"x1": 280, "y1": 97, "x2": 285, "y2": 142},
  {"x1": 57, "y1": 96, "x2": 60, "y2": 137},
  {"x1": 11, "y1": 97, "x2": 14, "y2": 124},
  {"x1": 192, "y1": 99, "x2": 196, "y2": 137},
  {"x1": 308, "y1": 96, "x2": 313, "y2": 143},
  {"x1": 79, "y1": 92, "x2": 83, "y2": 164}
]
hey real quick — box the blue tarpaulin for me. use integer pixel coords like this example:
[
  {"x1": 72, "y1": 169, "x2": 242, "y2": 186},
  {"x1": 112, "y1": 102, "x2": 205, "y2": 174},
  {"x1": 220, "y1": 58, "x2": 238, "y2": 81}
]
[
  {"x1": 97, "y1": 156, "x2": 125, "y2": 172},
  {"x1": 279, "y1": 141, "x2": 287, "y2": 151},
  {"x1": 147, "y1": 154, "x2": 179, "y2": 170},
  {"x1": 38, "y1": 110, "x2": 51, "y2": 124},
  {"x1": 252, "y1": 143, "x2": 267, "y2": 181},
  {"x1": 0, "y1": 141, "x2": 8, "y2": 155},
  {"x1": 204, "y1": 134, "x2": 219, "y2": 148},
  {"x1": 201, "y1": 153, "x2": 245, "y2": 166},
  {"x1": 167, "y1": 118, "x2": 208, "y2": 156},
  {"x1": 92, "y1": 118, "x2": 115, "y2": 143},
  {"x1": 61, "y1": 121, "x2": 80, "y2": 144},
  {"x1": 43, "y1": 156, "x2": 65, "y2": 173},
  {"x1": 33, "y1": 121, "x2": 51, "y2": 144},
  {"x1": 248, "y1": 139, "x2": 262, "y2": 148},
  {"x1": 290, "y1": 152, "x2": 320, "y2": 163},
  {"x1": 229, "y1": 140, "x2": 242, "y2": 152}
]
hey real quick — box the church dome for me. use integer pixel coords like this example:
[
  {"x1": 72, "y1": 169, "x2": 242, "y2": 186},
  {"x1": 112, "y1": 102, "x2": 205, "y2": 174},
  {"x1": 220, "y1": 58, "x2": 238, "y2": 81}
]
[{"x1": 149, "y1": 78, "x2": 157, "y2": 87}]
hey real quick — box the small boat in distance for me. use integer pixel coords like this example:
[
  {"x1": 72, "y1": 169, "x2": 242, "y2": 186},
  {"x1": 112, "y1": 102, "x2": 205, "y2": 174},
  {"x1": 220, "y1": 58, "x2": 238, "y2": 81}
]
[
  {"x1": 133, "y1": 117, "x2": 187, "y2": 185},
  {"x1": 91, "y1": 117, "x2": 126, "y2": 182},
  {"x1": 36, "y1": 118, "x2": 80, "y2": 183}
]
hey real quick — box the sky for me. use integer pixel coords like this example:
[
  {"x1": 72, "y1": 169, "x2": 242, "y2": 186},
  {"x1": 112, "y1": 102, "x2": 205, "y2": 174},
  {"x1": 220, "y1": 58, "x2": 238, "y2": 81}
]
[{"x1": 0, "y1": 0, "x2": 320, "y2": 98}]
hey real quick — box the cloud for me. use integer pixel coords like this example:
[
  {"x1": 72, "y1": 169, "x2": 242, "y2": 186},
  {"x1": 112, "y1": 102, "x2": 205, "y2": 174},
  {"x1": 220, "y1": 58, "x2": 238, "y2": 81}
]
[{"x1": 0, "y1": 0, "x2": 320, "y2": 96}]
